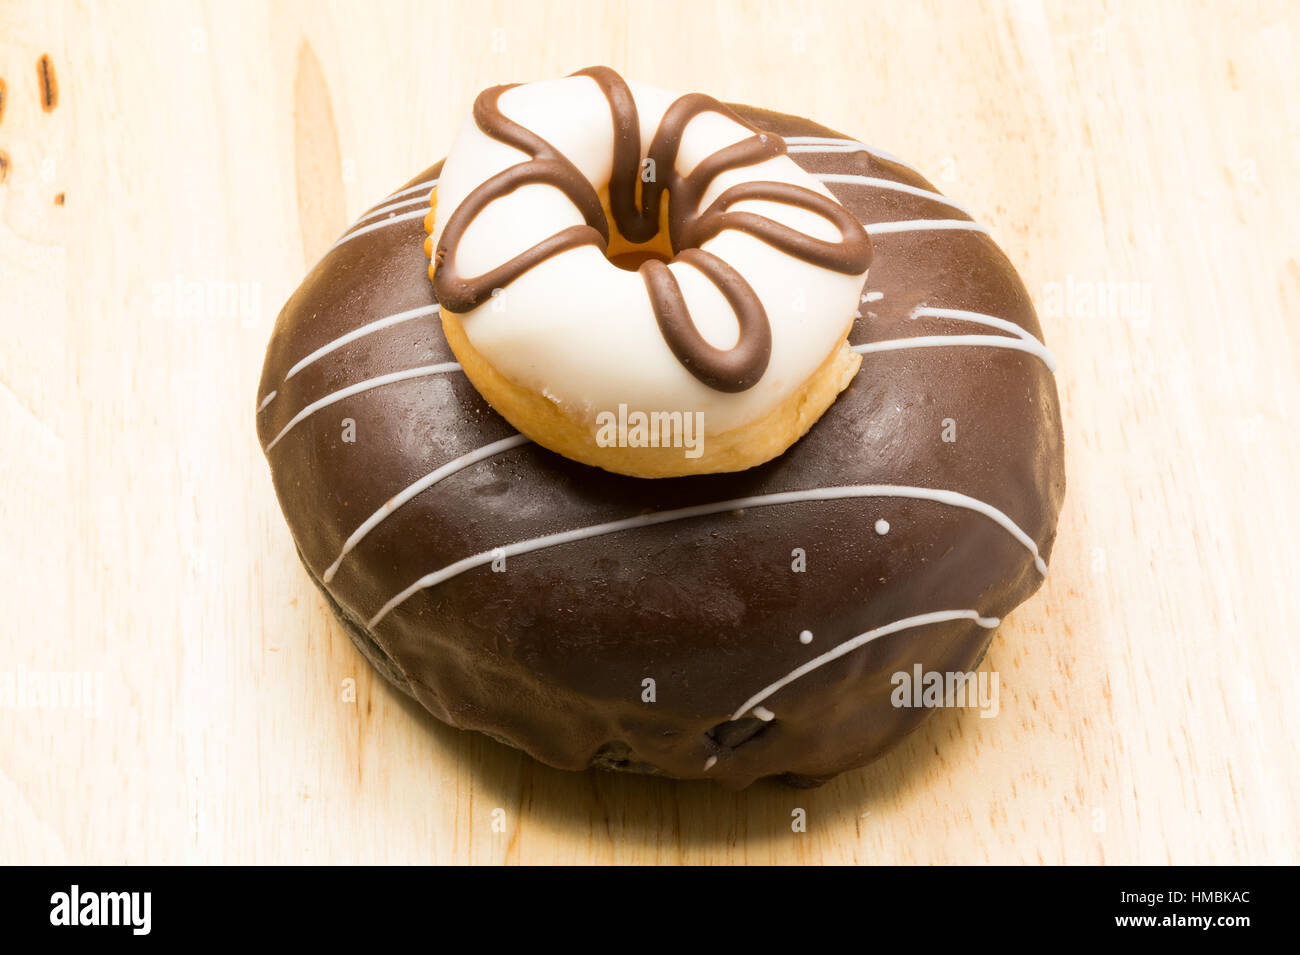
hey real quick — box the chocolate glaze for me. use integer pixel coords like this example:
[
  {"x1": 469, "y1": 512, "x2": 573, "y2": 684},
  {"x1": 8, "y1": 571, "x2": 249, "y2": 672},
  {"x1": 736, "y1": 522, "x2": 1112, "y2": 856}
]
[
  {"x1": 433, "y1": 67, "x2": 871, "y2": 392},
  {"x1": 258, "y1": 103, "x2": 1066, "y2": 790},
  {"x1": 641, "y1": 249, "x2": 770, "y2": 392}
]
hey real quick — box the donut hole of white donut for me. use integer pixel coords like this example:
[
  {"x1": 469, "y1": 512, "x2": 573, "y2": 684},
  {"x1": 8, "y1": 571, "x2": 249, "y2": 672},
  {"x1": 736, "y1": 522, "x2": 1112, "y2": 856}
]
[
  {"x1": 427, "y1": 71, "x2": 870, "y2": 478},
  {"x1": 599, "y1": 191, "x2": 675, "y2": 271}
]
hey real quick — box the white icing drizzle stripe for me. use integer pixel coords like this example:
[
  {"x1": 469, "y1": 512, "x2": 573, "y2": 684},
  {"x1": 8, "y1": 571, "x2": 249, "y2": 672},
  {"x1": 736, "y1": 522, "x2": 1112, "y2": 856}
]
[
  {"x1": 855, "y1": 306, "x2": 1057, "y2": 372},
  {"x1": 264, "y1": 363, "x2": 462, "y2": 452},
  {"x1": 783, "y1": 137, "x2": 920, "y2": 172},
  {"x1": 328, "y1": 208, "x2": 429, "y2": 255},
  {"x1": 285, "y1": 305, "x2": 442, "y2": 381},
  {"x1": 865, "y1": 219, "x2": 990, "y2": 236},
  {"x1": 367, "y1": 484, "x2": 1047, "y2": 628},
  {"x1": 353, "y1": 194, "x2": 435, "y2": 228},
  {"x1": 852, "y1": 335, "x2": 1055, "y2": 370},
  {"x1": 376, "y1": 177, "x2": 440, "y2": 205},
  {"x1": 303, "y1": 180, "x2": 439, "y2": 272},
  {"x1": 728, "y1": 610, "x2": 1000, "y2": 721},
  {"x1": 814, "y1": 174, "x2": 973, "y2": 216},
  {"x1": 910, "y1": 306, "x2": 1058, "y2": 372},
  {"x1": 256, "y1": 391, "x2": 277, "y2": 413},
  {"x1": 322, "y1": 434, "x2": 531, "y2": 583}
]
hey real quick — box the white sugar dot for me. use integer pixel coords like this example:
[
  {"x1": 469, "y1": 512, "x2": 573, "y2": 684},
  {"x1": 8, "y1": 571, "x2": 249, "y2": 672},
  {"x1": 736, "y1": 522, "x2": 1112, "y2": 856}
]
[
  {"x1": 799, "y1": 630, "x2": 813, "y2": 645},
  {"x1": 875, "y1": 519, "x2": 890, "y2": 535}
]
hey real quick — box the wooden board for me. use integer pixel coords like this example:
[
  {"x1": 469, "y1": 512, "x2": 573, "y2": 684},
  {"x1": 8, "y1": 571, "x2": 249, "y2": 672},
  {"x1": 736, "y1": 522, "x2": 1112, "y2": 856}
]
[{"x1": 2, "y1": 0, "x2": 1298, "y2": 864}]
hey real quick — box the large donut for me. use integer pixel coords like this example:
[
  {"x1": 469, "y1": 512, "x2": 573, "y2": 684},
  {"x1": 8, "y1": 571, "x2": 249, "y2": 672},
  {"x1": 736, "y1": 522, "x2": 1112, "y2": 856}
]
[{"x1": 257, "y1": 71, "x2": 1065, "y2": 789}]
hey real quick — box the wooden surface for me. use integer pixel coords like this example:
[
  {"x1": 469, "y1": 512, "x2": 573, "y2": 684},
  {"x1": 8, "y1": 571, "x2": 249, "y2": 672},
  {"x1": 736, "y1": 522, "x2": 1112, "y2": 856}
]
[{"x1": 2, "y1": 0, "x2": 1298, "y2": 865}]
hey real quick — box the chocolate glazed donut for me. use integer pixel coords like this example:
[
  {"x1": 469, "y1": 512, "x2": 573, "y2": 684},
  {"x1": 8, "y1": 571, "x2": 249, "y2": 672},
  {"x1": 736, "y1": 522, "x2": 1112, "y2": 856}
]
[{"x1": 257, "y1": 104, "x2": 1065, "y2": 790}]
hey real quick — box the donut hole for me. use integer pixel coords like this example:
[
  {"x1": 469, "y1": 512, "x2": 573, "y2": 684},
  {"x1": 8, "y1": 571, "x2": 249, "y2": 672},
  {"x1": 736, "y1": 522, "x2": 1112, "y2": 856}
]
[
  {"x1": 598, "y1": 192, "x2": 676, "y2": 271},
  {"x1": 607, "y1": 249, "x2": 671, "y2": 271}
]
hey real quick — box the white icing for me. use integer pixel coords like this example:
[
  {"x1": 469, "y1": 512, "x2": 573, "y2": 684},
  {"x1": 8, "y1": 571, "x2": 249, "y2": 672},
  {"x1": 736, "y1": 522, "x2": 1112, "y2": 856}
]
[
  {"x1": 852, "y1": 305, "x2": 1057, "y2": 372},
  {"x1": 853, "y1": 335, "x2": 1049, "y2": 365},
  {"x1": 752, "y1": 706, "x2": 775, "y2": 721},
  {"x1": 354, "y1": 193, "x2": 434, "y2": 227},
  {"x1": 703, "y1": 755, "x2": 718, "y2": 771},
  {"x1": 264, "y1": 362, "x2": 461, "y2": 451},
  {"x1": 910, "y1": 306, "x2": 1057, "y2": 371},
  {"x1": 430, "y1": 75, "x2": 871, "y2": 436},
  {"x1": 285, "y1": 305, "x2": 441, "y2": 380},
  {"x1": 875, "y1": 518, "x2": 890, "y2": 535},
  {"x1": 322, "y1": 434, "x2": 530, "y2": 582},
  {"x1": 782, "y1": 137, "x2": 920, "y2": 173},
  {"x1": 728, "y1": 610, "x2": 999, "y2": 720},
  {"x1": 367, "y1": 483, "x2": 1048, "y2": 627},
  {"x1": 799, "y1": 630, "x2": 814, "y2": 645},
  {"x1": 305, "y1": 178, "x2": 440, "y2": 273},
  {"x1": 865, "y1": 219, "x2": 990, "y2": 236},
  {"x1": 329, "y1": 208, "x2": 429, "y2": 254},
  {"x1": 256, "y1": 390, "x2": 277, "y2": 413},
  {"x1": 380, "y1": 177, "x2": 440, "y2": 204},
  {"x1": 347, "y1": 178, "x2": 440, "y2": 230},
  {"x1": 815, "y1": 174, "x2": 973, "y2": 216}
]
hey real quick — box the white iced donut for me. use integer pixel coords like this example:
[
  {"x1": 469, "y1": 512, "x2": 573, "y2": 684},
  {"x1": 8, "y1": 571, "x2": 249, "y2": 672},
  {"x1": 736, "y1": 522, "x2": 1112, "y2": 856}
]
[{"x1": 425, "y1": 67, "x2": 872, "y2": 477}]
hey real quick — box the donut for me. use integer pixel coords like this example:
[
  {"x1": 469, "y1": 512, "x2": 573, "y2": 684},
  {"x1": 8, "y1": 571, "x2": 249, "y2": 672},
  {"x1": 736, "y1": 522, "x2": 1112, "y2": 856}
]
[
  {"x1": 257, "y1": 67, "x2": 1065, "y2": 789},
  {"x1": 427, "y1": 68, "x2": 871, "y2": 477}
]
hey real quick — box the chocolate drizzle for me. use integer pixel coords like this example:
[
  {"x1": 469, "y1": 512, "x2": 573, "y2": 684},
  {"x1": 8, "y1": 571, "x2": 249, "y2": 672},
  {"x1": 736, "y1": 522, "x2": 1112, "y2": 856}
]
[
  {"x1": 641, "y1": 250, "x2": 769, "y2": 391},
  {"x1": 432, "y1": 66, "x2": 872, "y2": 393}
]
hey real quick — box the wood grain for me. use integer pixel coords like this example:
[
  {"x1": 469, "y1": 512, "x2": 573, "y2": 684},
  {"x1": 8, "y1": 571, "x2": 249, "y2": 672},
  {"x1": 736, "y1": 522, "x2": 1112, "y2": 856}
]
[{"x1": 1, "y1": 0, "x2": 1297, "y2": 864}]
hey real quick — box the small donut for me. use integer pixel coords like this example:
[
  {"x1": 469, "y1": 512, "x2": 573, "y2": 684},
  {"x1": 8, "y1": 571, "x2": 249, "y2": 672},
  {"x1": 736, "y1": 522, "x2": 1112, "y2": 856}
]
[
  {"x1": 257, "y1": 67, "x2": 1065, "y2": 789},
  {"x1": 426, "y1": 68, "x2": 872, "y2": 477}
]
